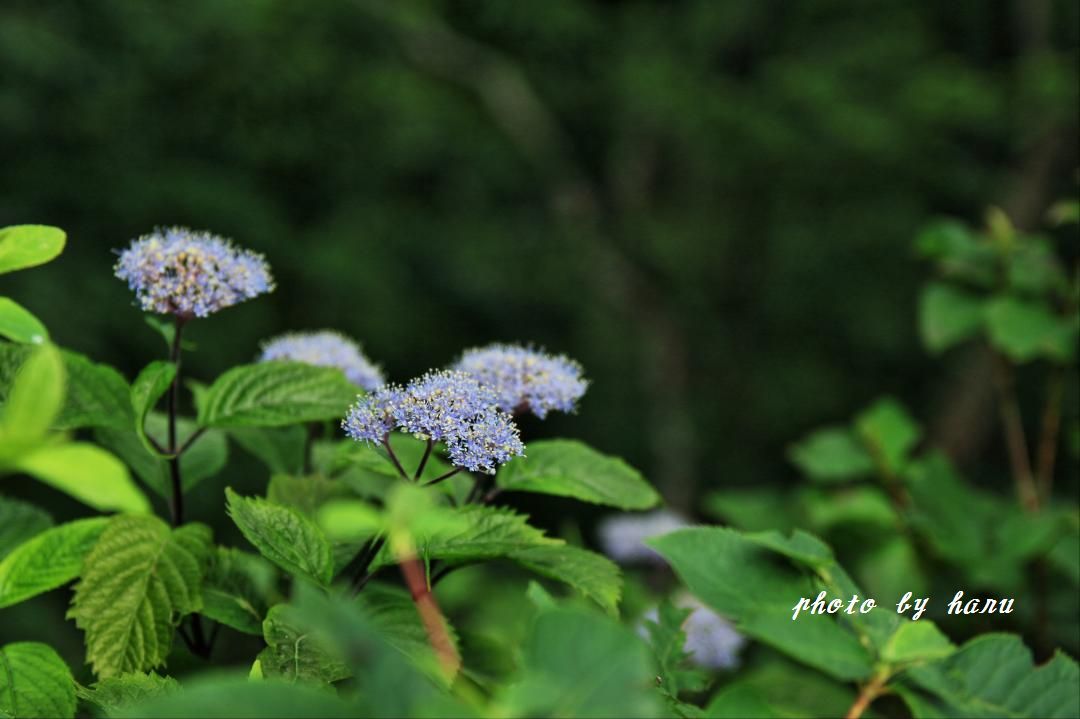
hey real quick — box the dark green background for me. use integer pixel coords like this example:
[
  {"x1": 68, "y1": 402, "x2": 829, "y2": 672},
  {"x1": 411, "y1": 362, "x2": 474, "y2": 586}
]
[{"x1": 2, "y1": 0, "x2": 1078, "y2": 661}]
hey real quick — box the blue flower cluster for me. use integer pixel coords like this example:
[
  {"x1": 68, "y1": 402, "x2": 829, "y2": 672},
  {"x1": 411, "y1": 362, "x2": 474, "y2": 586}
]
[
  {"x1": 343, "y1": 370, "x2": 524, "y2": 474},
  {"x1": 642, "y1": 595, "x2": 745, "y2": 671},
  {"x1": 451, "y1": 344, "x2": 588, "y2": 418},
  {"x1": 114, "y1": 227, "x2": 274, "y2": 318},
  {"x1": 259, "y1": 330, "x2": 384, "y2": 390}
]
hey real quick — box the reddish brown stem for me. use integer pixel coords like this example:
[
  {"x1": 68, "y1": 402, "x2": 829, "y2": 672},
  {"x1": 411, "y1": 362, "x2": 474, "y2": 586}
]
[
  {"x1": 397, "y1": 552, "x2": 460, "y2": 678},
  {"x1": 845, "y1": 672, "x2": 888, "y2": 719}
]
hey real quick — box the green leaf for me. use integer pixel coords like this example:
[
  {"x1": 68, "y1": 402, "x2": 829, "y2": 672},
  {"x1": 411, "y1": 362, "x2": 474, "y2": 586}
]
[
  {"x1": 0, "y1": 344, "x2": 64, "y2": 455},
  {"x1": 1008, "y1": 237, "x2": 1067, "y2": 295},
  {"x1": 69, "y1": 516, "x2": 212, "y2": 679},
  {"x1": 705, "y1": 659, "x2": 855, "y2": 719},
  {"x1": 897, "y1": 634, "x2": 1079, "y2": 718},
  {"x1": 76, "y1": 673, "x2": 179, "y2": 716},
  {"x1": 259, "y1": 604, "x2": 350, "y2": 685},
  {"x1": 228, "y1": 426, "x2": 306, "y2": 475},
  {"x1": 509, "y1": 544, "x2": 623, "y2": 616},
  {"x1": 787, "y1": 427, "x2": 874, "y2": 482},
  {"x1": 499, "y1": 607, "x2": 661, "y2": 718},
  {"x1": 95, "y1": 417, "x2": 227, "y2": 498},
  {"x1": 880, "y1": 622, "x2": 955, "y2": 666},
  {"x1": 855, "y1": 397, "x2": 921, "y2": 475},
  {"x1": 0, "y1": 518, "x2": 109, "y2": 609},
  {"x1": 985, "y1": 297, "x2": 1077, "y2": 363},
  {"x1": 0, "y1": 226, "x2": 66, "y2": 275},
  {"x1": 12, "y1": 443, "x2": 151, "y2": 514},
  {"x1": 0, "y1": 496, "x2": 51, "y2": 560},
  {"x1": 355, "y1": 582, "x2": 460, "y2": 684},
  {"x1": 199, "y1": 547, "x2": 280, "y2": 636},
  {"x1": 267, "y1": 474, "x2": 350, "y2": 517},
  {"x1": 130, "y1": 362, "x2": 176, "y2": 456},
  {"x1": 0, "y1": 299, "x2": 48, "y2": 344},
  {"x1": 495, "y1": 439, "x2": 659, "y2": 509},
  {"x1": 0, "y1": 642, "x2": 76, "y2": 719},
  {"x1": 0, "y1": 346, "x2": 133, "y2": 432},
  {"x1": 919, "y1": 282, "x2": 984, "y2": 354},
  {"x1": 115, "y1": 675, "x2": 360, "y2": 719},
  {"x1": 648, "y1": 527, "x2": 875, "y2": 681},
  {"x1": 225, "y1": 488, "x2": 333, "y2": 585},
  {"x1": 197, "y1": 362, "x2": 358, "y2": 428},
  {"x1": 914, "y1": 220, "x2": 997, "y2": 286},
  {"x1": 644, "y1": 601, "x2": 708, "y2": 699}
]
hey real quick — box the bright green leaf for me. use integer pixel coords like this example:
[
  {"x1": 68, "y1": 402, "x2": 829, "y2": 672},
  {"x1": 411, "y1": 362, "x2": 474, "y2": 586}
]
[
  {"x1": 0, "y1": 298, "x2": 48, "y2": 344},
  {"x1": 13, "y1": 443, "x2": 150, "y2": 514},
  {"x1": 787, "y1": 427, "x2": 874, "y2": 482},
  {"x1": 69, "y1": 516, "x2": 212, "y2": 679},
  {"x1": 881, "y1": 622, "x2": 955, "y2": 666},
  {"x1": 855, "y1": 397, "x2": 921, "y2": 475},
  {"x1": 0, "y1": 642, "x2": 76, "y2": 719},
  {"x1": 985, "y1": 297, "x2": 1077, "y2": 363},
  {"x1": 0, "y1": 225, "x2": 66, "y2": 275},
  {"x1": 0, "y1": 344, "x2": 64, "y2": 454},
  {"x1": 76, "y1": 672, "x2": 179, "y2": 716},
  {"x1": 225, "y1": 488, "x2": 334, "y2": 585},
  {"x1": 496, "y1": 439, "x2": 660, "y2": 509},
  {"x1": 197, "y1": 362, "x2": 358, "y2": 428},
  {"x1": 130, "y1": 362, "x2": 176, "y2": 456},
  {"x1": 0, "y1": 518, "x2": 108, "y2": 609}
]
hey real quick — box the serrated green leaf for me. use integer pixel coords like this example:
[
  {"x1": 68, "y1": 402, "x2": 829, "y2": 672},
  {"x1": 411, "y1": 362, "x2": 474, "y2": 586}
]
[
  {"x1": 69, "y1": 516, "x2": 212, "y2": 679},
  {"x1": 259, "y1": 604, "x2": 350, "y2": 685},
  {"x1": 76, "y1": 672, "x2": 179, "y2": 716},
  {"x1": 898, "y1": 634, "x2": 1079, "y2": 718},
  {"x1": 509, "y1": 544, "x2": 623, "y2": 615},
  {"x1": 0, "y1": 496, "x2": 51, "y2": 560},
  {"x1": 95, "y1": 416, "x2": 227, "y2": 498},
  {"x1": 705, "y1": 659, "x2": 855, "y2": 719},
  {"x1": 0, "y1": 299, "x2": 48, "y2": 345},
  {"x1": 787, "y1": 427, "x2": 874, "y2": 482},
  {"x1": 855, "y1": 397, "x2": 921, "y2": 475},
  {"x1": 499, "y1": 607, "x2": 661, "y2": 718},
  {"x1": 225, "y1": 488, "x2": 333, "y2": 585},
  {"x1": 496, "y1": 439, "x2": 659, "y2": 509},
  {"x1": 199, "y1": 547, "x2": 279, "y2": 636},
  {"x1": 0, "y1": 642, "x2": 75, "y2": 719},
  {"x1": 919, "y1": 282, "x2": 984, "y2": 354},
  {"x1": 197, "y1": 362, "x2": 358, "y2": 428},
  {"x1": 985, "y1": 297, "x2": 1077, "y2": 363},
  {"x1": 130, "y1": 362, "x2": 176, "y2": 456},
  {"x1": 0, "y1": 226, "x2": 65, "y2": 275},
  {"x1": 644, "y1": 601, "x2": 708, "y2": 699},
  {"x1": 228, "y1": 426, "x2": 306, "y2": 475},
  {"x1": 12, "y1": 443, "x2": 150, "y2": 514},
  {"x1": 647, "y1": 527, "x2": 875, "y2": 681},
  {"x1": 0, "y1": 518, "x2": 108, "y2": 609}
]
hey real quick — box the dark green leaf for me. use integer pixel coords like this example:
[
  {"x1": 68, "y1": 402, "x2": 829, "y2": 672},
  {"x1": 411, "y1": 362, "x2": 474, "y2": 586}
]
[
  {"x1": 787, "y1": 427, "x2": 874, "y2": 482},
  {"x1": 919, "y1": 282, "x2": 984, "y2": 353},
  {"x1": 197, "y1": 362, "x2": 358, "y2": 428},
  {"x1": 0, "y1": 642, "x2": 76, "y2": 719},
  {"x1": 76, "y1": 673, "x2": 179, "y2": 716},
  {"x1": 225, "y1": 488, "x2": 333, "y2": 585},
  {"x1": 0, "y1": 496, "x2": 51, "y2": 561}
]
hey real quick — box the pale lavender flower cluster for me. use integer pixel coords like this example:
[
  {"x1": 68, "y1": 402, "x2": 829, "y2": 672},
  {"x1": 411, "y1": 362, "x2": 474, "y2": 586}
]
[
  {"x1": 452, "y1": 344, "x2": 588, "y2": 419},
  {"x1": 259, "y1": 330, "x2": 384, "y2": 390},
  {"x1": 642, "y1": 594, "x2": 746, "y2": 670},
  {"x1": 114, "y1": 227, "x2": 274, "y2": 318},
  {"x1": 343, "y1": 370, "x2": 524, "y2": 474},
  {"x1": 597, "y1": 509, "x2": 691, "y2": 564}
]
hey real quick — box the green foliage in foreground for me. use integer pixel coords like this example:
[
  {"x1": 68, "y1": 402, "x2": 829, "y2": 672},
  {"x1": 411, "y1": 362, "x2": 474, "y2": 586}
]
[{"x1": 0, "y1": 208, "x2": 1076, "y2": 719}]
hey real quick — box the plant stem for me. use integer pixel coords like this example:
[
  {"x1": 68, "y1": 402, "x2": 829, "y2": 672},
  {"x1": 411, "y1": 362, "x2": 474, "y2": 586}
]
[
  {"x1": 990, "y1": 353, "x2": 1040, "y2": 512},
  {"x1": 303, "y1": 422, "x2": 321, "y2": 475},
  {"x1": 845, "y1": 671, "x2": 889, "y2": 719},
  {"x1": 397, "y1": 550, "x2": 460, "y2": 679},
  {"x1": 166, "y1": 317, "x2": 187, "y2": 527},
  {"x1": 414, "y1": 439, "x2": 433, "y2": 480},
  {"x1": 347, "y1": 535, "x2": 387, "y2": 595},
  {"x1": 1035, "y1": 366, "x2": 1064, "y2": 503},
  {"x1": 382, "y1": 435, "x2": 409, "y2": 480},
  {"x1": 422, "y1": 467, "x2": 462, "y2": 487},
  {"x1": 464, "y1": 476, "x2": 487, "y2": 504}
]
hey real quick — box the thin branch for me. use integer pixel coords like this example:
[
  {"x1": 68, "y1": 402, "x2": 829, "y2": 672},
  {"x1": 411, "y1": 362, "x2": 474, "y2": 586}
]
[
  {"x1": 175, "y1": 427, "x2": 207, "y2": 457},
  {"x1": 1035, "y1": 366, "x2": 1064, "y2": 503},
  {"x1": 422, "y1": 467, "x2": 462, "y2": 487},
  {"x1": 397, "y1": 551, "x2": 460, "y2": 679},
  {"x1": 990, "y1": 353, "x2": 1040, "y2": 512},
  {"x1": 382, "y1": 435, "x2": 410, "y2": 480},
  {"x1": 414, "y1": 439, "x2": 434, "y2": 480},
  {"x1": 845, "y1": 672, "x2": 889, "y2": 719},
  {"x1": 166, "y1": 317, "x2": 187, "y2": 527}
]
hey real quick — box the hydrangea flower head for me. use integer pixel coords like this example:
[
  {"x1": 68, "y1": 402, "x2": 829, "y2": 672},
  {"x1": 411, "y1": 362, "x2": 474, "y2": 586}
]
[
  {"x1": 114, "y1": 227, "x2": 274, "y2": 318},
  {"x1": 342, "y1": 370, "x2": 524, "y2": 474},
  {"x1": 260, "y1": 330, "x2": 384, "y2": 390},
  {"x1": 452, "y1": 343, "x2": 588, "y2": 418}
]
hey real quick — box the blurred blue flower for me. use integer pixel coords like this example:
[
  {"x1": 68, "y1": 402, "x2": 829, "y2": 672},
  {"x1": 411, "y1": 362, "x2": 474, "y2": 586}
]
[
  {"x1": 260, "y1": 330, "x2": 384, "y2": 390},
  {"x1": 343, "y1": 370, "x2": 524, "y2": 474},
  {"x1": 643, "y1": 594, "x2": 746, "y2": 671},
  {"x1": 114, "y1": 227, "x2": 274, "y2": 318},
  {"x1": 452, "y1": 343, "x2": 588, "y2": 418},
  {"x1": 597, "y1": 509, "x2": 691, "y2": 564}
]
